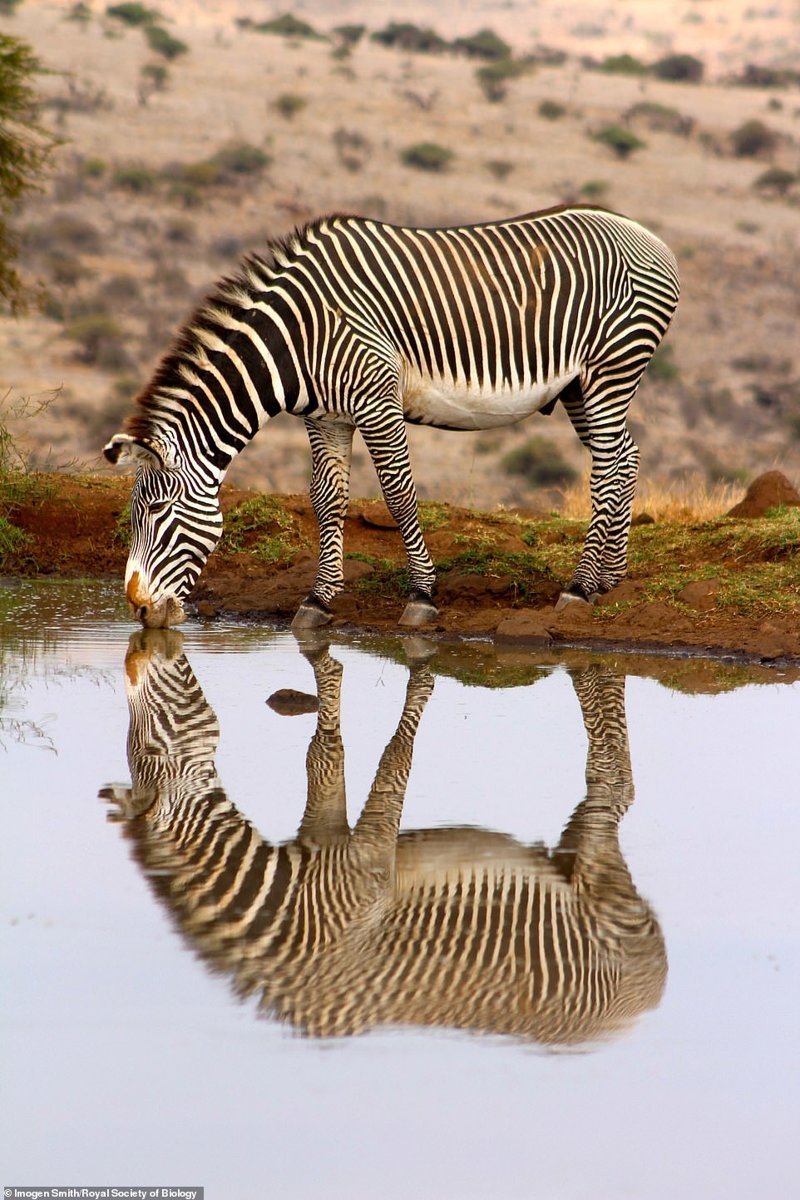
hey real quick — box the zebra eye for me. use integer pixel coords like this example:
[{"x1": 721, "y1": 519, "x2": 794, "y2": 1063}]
[{"x1": 148, "y1": 499, "x2": 170, "y2": 515}]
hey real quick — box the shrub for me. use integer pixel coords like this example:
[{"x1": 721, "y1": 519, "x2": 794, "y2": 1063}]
[
  {"x1": 106, "y1": 3, "x2": 163, "y2": 26},
  {"x1": 371, "y1": 22, "x2": 447, "y2": 54},
  {"x1": 476, "y1": 58, "x2": 527, "y2": 102},
  {"x1": 646, "y1": 344, "x2": 680, "y2": 384},
  {"x1": 112, "y1": 162, "x2": 156, "y2": 192},
  {"x1": 601, "y1": 53, "x2": 647, "y2": 76},
  {"x1": 333, "y1": 24, "x2": 365, "y2": 48},
  {"x1": 63, "y1": 313, "x2": 130, "y2": 369},
  {"x1": 651, "y1": 53, "x2": 704, "y2": 83},
  {"x1": 501, "y1": 437, "x2": 577, "y2": 487},
  {"x1": 272, "y1": 92, "x2": 307, "y2": 119},
  {"x1": 453, "y1": 29, "x2": 511, "y2": 61},
  {"x1": 24, "y1": 213, "x2": 101, "y2": 253},
  {"x1": 400, "y1": 142, "x2": 454, "y2": 172},
  {"x1": 591, "y1": 125, "x2": 646, "y2": 160},
  {"x1": 332, "y1": 127, "x2": 371, "y2": 172},
  {"x1": 141, "y1": 61, "x2": 169, "y2": 89},
  {"x1": 579, "y1": 179, "x2": 609, "y2": 200},
  {"x1": 66, "y1": 2, "x2": 92, "y2": 22},
  {"x1": 0, "y1": 0, "x2": 23, "y2": 14},
  {"x1": 730, "y1": 119, "x2": 778, "y2": 158},
  {"x1": 624, "y1": 101, "x2": 694, "y2": 136},
  {"x1": 210, "y1": 141, "x2": 270, "y2": 176},
  {"x1": 144, "y1": 25, "x2": 188, "y2": 60},
  {"x1": 251, "y1": 13, "x2": 321, "y2": 40},
  {"x1": 79, "y1": 156, "x2": 107, "y2": 178},
  {"x1": 753, "y1": 166, "x2": 796, "y2": 195},
  {"x1": 485, "y1": 159, "x2": 513, "y2": 181},
  {"x1": 161, "y1": 159, "x2": 223, "y2": 188},
  {"x1": 538, "y1": 99, "x2": 566, "y2": 121}
]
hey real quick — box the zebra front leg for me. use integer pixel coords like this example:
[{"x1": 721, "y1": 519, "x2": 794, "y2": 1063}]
[
  {"x1": 358, "y1": 412, "x2": 438, "y2": 627},
  {"x1": 293, "y1": 418, "x2": 355, "y2": 630}
]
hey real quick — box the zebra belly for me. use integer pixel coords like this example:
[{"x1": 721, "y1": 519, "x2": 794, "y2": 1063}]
[{"x1": 401, "y1": 367, "x2": 580, "y2": 431}]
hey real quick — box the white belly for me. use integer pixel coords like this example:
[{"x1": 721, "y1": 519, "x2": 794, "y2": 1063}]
[{"x1": 401, "y1": 367, "x2": 580, "y2": 430}]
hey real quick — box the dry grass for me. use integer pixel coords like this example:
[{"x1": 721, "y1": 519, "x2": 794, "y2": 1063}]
[{"x1": 558, "y1": 470, "x2": 743, "y2": 523}]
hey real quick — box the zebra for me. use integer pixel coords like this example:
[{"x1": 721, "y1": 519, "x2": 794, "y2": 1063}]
[
  {"x1": 102, "y1": 206, "x2": 680, "y2": 629},
  {"x1": 102, "y1": 634, "x2": 667, "y2": 1043}
]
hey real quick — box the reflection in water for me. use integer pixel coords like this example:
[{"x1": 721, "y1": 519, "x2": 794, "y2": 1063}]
[{"x1": 101, "y1": 632, "x2": 666, "y2": 1044}]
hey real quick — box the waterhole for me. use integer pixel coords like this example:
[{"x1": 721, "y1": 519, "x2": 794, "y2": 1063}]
[{"x1": 1, "y1": 580, "x2": 798, "y2": 1199}]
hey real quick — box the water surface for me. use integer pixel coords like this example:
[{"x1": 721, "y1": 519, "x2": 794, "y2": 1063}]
[{"x1": 1, "y1": 581, "x2": 798, "y2": 1199}]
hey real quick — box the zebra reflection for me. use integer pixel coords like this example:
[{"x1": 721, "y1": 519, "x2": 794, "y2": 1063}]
[{"x1": 102, "y1": 633, "x2": 666, "y2": 1043}]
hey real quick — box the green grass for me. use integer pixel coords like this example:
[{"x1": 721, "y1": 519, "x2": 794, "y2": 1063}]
[{"x1": 219, "y1": 495, "x2": 306, "y2": 563}]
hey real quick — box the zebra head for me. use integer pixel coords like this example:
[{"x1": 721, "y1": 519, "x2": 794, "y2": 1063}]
[{"x1": 104, "y1": 432, "x2": 223, "y2": 628}]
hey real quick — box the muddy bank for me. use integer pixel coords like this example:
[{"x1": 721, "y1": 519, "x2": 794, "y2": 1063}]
[{"x1": 2, "y1": 474, "x2": 799, "y2": 666}]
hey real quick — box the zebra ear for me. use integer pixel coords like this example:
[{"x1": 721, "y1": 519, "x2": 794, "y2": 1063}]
[{"x1": 103, "y1": 433, "x2": 177, "y2": 470}]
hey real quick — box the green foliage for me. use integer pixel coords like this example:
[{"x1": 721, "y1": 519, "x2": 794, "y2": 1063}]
[
  {"x1": 753, "y1": 166, "x2": 796, "y2": 195},
  {"x1": 400, "y1": 142, "x2": 454, "y2": 172},
  {"x1": 144, "y1": 24, "x2": 188, "y2": 60},
  {"x1": 0, "y1": 34, "x2": 57, "y2": 311},
  {"x1": 501, "y1": 437, "x2": 578, "y2": 488},
  {"x1": 210, "y1": 141, "x2": 271, "y2": 176},
  {"x1": 248, "y1": 13, "x2": 321, "y2": 40},
  {"x1": 731, "y1": 119, "x2": 778, "y2": 158},
  {"x1": 485, "y1": 159, "x2": 513, "y2": 181},
  {"x1": 219, "y1": 495, "x2": 305, "y2": 562},
  {"x1": 111, "y1": 162, "x2": 156, "y2": 192},
  {"x1": 476, "y1": 58, "x2": 527, "y2": 102},
  {"x1": 371, "y1": 23, "x2": 447, "y2": 54},
  {"x1": 333, "y1": 24, "x2": 365, "y2": 47},
  {"x1": 601, "y1": 53, "x2": 648, "y2": 76},
  {"x1": 272, "y1": 92, "x2": 307, "y2": 119},
  {"x1": 538, "y1": 99, "x2": 566, "y2": 121},
  {"x1": 62, "y1": 314, "x2": 129, "y2": 369},
  {"x1": 591, "y1": 124, "x2": 647, "y2": 160},
  {"x1": 0, "y1": 0, "x2": 23, "y2": 13},
  {"x1": 141, "y1": 61, "x2": 169, "y2": 90},
  {"x1": 106, "y1": 2, "x2": 163, "y2": 27},
  {"x1": 646, "y1": 344, "x2": 680, "y2": 384},
  {"x1": 453, "y1": 29, "x2": 511, "y2": 61},
  {"x1": 624, "y1": 101, "x2": 694, "y2": 136},
  {"x1": 579, "y1": 179, "x2": 609, "y2": 200},
  {"x1": 651, "y1": 53, "x2": 704, "y2": 83}
]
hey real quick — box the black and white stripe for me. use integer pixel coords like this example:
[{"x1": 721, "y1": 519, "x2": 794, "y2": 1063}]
[
  {"x1": 103, "y1": 637, "x2": 667, "y2": 1043},
  {"x1": 104, "y1": 206, "x2": 680, "y2": 627}
]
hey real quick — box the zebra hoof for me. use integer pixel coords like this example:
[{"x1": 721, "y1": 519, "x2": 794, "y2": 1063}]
[
  {"x1": 402, "y1": 635, "x2": 437, "y2": 664},
  {"x1": 399, "y1": 599, "x2": 439, "y2": 628},
  {"x1": 555, "y1": 590, "x2": 598, "y2": 611},
  {"x1": 291, "y1": 598, "x2": 333, "y2": 630}
]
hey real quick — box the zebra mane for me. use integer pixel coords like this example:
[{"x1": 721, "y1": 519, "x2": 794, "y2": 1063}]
[{"x1": 122, "y1": 215, "x2": 345, "y2": 444}]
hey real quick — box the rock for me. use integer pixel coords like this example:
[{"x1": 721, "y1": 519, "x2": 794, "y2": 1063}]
[
  {"x1": 495, "y1": 608, "x2": 553, "y2": 641},
  {"x1": 342, "y1": 558, "x2": 375, "y2": 583},
  {"x1": 676, "y1": 578, "x2": 722, "y2": 611},
  {"x1": 631, "y1": 511, "x2": 655, "y2": 526},
  {"x1": 726, "y1": 471, "x2": 800, "y2": 518},
  {"x1": 266, "y1": 688, "x2": 319, "y2": 716},
  {"x1": 596, "y1": 579, "x2": 646, "y2": 606}
]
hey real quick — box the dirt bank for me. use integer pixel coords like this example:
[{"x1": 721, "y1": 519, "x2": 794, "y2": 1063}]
[{"x1": 2, "y1": 473, "x2": 799, "y2": 666}]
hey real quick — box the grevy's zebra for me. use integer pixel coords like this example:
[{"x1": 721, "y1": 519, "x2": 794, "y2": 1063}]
[
  {"x1": 103, "y1": 207, "x2": 680, "y2": 629},
  {"x1": 102, "y1": 634, "x2": 667, "y2": 1043}
]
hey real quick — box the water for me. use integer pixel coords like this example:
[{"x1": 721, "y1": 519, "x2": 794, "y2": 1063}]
[{"x1": 1, "y1": 580, "x2": 799, "y2": 1200}]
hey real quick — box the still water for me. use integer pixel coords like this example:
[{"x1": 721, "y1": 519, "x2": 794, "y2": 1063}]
[{"x1": 1, "y1": 581, "x2": 798, "y2": 1200}]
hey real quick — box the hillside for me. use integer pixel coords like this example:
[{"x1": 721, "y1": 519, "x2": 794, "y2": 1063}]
[{"x1": 2, "y1": 0, "x2": 800, "y2": 510}]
